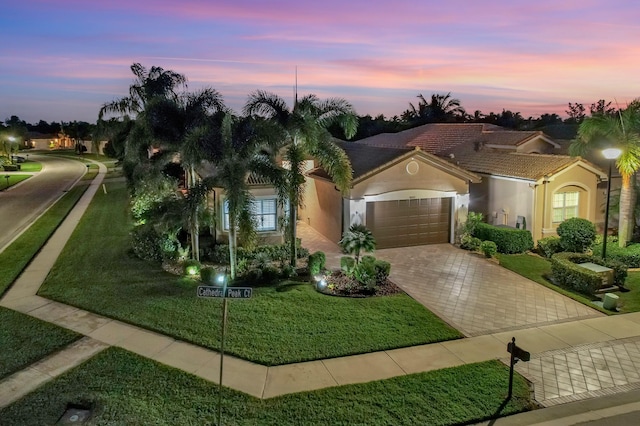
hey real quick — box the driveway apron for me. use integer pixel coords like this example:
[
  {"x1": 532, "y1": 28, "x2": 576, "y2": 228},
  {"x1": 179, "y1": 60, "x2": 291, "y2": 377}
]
[{"x1": 297, "y1": 222, "x2": 603, "y2": 337}]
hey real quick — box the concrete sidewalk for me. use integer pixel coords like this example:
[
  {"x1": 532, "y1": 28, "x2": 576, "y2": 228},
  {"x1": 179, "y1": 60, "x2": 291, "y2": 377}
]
[{"x1": 1, "y1": 160, "x2": 640, "y2": 425}]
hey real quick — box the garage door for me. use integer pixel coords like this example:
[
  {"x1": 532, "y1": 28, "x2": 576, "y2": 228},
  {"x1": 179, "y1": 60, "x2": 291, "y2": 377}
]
[{"x1": 366, "y1": 198, "x2": 451, "y2": 248}]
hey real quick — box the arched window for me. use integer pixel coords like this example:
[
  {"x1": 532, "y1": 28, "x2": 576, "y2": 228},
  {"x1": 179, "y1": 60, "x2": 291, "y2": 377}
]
[{"x1": 553, "y1": 191, "x2": 579, "y2": 223}]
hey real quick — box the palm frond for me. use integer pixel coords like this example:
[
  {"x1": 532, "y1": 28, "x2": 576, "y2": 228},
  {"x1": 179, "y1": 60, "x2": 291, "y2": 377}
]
[
  {"x1": 244, "y1": 90, "x2": 290, "y2": 124},
  {"x1": 312, "y1": 137, "x2": 353, "y2": 192}
]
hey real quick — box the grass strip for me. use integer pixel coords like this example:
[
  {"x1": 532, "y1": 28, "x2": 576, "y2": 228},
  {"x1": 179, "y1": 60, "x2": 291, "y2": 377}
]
[
  {"x1": 0, "y1": 347, "x2": 533, "y2": 425},
  {"x1": 0, "y1": 175, "x2": 31, "y2": 190},
  {"x1": 39, "y1": 181, "x2": 462, "y2": 365},
  {"x1": 0, "y1": 307, "x2": 80, "y2": 380},
  {"x1": 0, "y1": 185, "x2": 88, "y2": 296}
]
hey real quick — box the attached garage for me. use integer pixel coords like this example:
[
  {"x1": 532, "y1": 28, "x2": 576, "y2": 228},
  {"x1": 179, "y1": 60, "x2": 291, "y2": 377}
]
[
  {"x1": 301, "y1": 143, "x2": 481, "y2": 249},
  {"x1": 366, "y1": 198, "x2": 451, "y2": 248}
]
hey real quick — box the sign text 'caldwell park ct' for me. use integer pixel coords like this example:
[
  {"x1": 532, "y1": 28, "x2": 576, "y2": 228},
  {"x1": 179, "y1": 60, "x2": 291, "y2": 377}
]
[{"x1": 197, "y1": 286, "x2": 253, "y2": 299}]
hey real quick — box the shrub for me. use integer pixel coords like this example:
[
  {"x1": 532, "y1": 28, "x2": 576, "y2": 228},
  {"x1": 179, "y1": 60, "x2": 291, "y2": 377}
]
[
  {"x1": 557, "y1": 217, "x2": 597, "y2": 253},
  {"x1": 463, "y1": 211, "x2": 484, "y2": 235},
  {"x1": 537, "y1": 236, "x2": 562, "y2": 258},
  {"x1": 131, "y1": 224, "x2": 165, "y2": 262},
  {"x1": 341, "y1": 256, "x2": 356, "y2": 276},
  {"x1": 308, "y1": 251, "x2": 326, "y2": 276},
  {"x1": 550, "y1": 252, "x2": 627, "y2": 295},
  {"x1": 480, "y1": 240, "x2": 497, "y2": 258},
  {"x1": 474, "y1": 223, "x2": 534, "y2": 254},
  {"x1": 592, "y1": 242, "x2": 640, "y2": 268},
  {"x1": 280, "y1": 264, "x2": 297, "y2": 278},
  {"x1": 374, "y1": 259, "x2": 391, "y2": 283},
  {"x1": 182, "y1": 259, "x2": 201, "y2": 276},
  {"x1": 460, "y1": 234, "x2": 482, "y2": 251},
  {"x1": 354, "y1": 256, "x2": 378, "y2": 290}
]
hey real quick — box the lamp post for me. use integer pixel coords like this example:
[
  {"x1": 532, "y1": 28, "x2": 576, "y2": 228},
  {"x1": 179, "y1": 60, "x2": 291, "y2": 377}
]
[{"x1": 602, "y1": 148, "x2": 622, "y2": 260}]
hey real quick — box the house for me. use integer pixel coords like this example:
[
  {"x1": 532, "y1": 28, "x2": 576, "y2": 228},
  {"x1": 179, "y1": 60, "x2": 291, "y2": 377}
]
[
  {"x1": 27, "y1": 132, "x2": 74, "y2": 150},
  {"x1": 302, "y1": 123, "x2": 607, "y2": 247},
  {"x1": 301, "y1": 143, "x2": 480, "y2": 248}
]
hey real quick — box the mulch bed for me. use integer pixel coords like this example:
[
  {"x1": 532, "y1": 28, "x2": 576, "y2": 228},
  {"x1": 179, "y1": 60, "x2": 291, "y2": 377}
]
[{"x1": 319, "y1": 270, "x2": 404, "y2": 298}]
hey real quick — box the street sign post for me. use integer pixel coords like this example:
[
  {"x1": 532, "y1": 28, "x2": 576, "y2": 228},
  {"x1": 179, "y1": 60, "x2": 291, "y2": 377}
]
[
  {"x1": 507, "y1": 337, "x2": 530, "y2": 399},
  {"x1": 197, "y1": 281, "x2": 252, "y2": 426}
]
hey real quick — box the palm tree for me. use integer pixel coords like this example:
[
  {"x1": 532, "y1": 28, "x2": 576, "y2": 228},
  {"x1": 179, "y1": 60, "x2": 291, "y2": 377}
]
[
  {"x1": 99, "y1": 63, "x2": 187, "y2": 119},
  {"x1": 244, "y1": 91, "x2": 358, "y2": 267},
  {"x1": 407, "y1": 92, "x2": 466, "y2": 124},
  {"x1": 339, "y1": 224, "x2": 376, "y2": 264},
  {"x1": 142, "y1": 88, "x2": 227, "y2": 260},
  {"x1": 99, "y1": 63, "x2": 188, "y2": 184},
  {"x1": 201, "y1": 114, "x2": 285, "y2": 279},
  {"x1": 570, "y1": 101, "x2": 640, "y2": 247}
]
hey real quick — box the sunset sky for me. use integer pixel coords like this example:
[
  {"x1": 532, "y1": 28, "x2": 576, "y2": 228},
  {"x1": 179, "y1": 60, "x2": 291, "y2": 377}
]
[{"x1": 1, "y1": 0, "x2": 639, "y2": 124}]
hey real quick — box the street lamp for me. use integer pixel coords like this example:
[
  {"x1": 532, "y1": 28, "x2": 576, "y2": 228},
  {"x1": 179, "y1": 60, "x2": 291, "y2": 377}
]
[{"x1": 602, "y1": 148, "x2": 622, "y2": 260}]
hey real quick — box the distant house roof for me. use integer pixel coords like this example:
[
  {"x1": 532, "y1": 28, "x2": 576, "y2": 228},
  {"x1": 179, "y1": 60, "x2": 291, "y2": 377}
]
[
  {"x1": 355, "y1": 123, "x2": 558, "y2": 155},
  {"x1": 27, "y1": 131, "x2": 57, "y2": 139},
  {"x1": 452, "y1": 151, "x2": 606, "y2": 182}
]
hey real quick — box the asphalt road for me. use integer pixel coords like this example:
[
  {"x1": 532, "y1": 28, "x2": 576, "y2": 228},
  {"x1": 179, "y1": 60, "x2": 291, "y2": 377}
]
[{"x1": 0, "y1": 154, "x2": 86, "y2": 252}]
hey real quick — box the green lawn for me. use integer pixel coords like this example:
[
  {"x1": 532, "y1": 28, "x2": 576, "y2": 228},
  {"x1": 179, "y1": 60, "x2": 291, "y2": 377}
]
[
  {"x1": 618, "y1": 272, "x2": 640, "y2": 312},
  {"x1": 18, "y1": 160, "x2": 42, "y2": 172},
  {"x1": 0, "y1": 174, "x2": 30, "y2": 190},
  {"x1": 0, "y1": 307, "x2": 80, "y2": 380},
  {"x1": 497, "y1": 253, "x2": 639, "y2": 314},
  {"x1": 0, "y1": 185, "x2": 88, "y2": 296},
  {"x1": 0, "y1": 347, "x2": 533, "y2": 425},
  {"x1": 39, "y1": 180, "x2": 462, "y2": 365}
]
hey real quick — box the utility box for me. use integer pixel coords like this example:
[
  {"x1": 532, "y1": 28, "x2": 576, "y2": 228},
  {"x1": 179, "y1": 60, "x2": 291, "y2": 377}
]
[
  {"x1": 602, "y1": 293, "x2": 619, "y2": 310},
  {"x1": 577, "y1": 262, "x2": 614, "y2": 288}
]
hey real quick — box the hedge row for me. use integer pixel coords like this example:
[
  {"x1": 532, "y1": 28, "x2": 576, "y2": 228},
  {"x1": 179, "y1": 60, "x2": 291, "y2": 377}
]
[
  {"x1": 550, "y1": 252, "x2": 627, "y2": 296},
  {"x1": 473, "y1": 223, "x2": 534, "y2": 254},
  {"x1": 592, "y1": 242, "x2": 640, "y2": 268}
]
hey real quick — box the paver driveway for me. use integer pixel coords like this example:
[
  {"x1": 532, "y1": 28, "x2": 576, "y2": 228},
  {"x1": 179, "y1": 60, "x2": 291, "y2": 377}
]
[{"x1": 298, "y1": 223, "x2": 603, "y2": 336}]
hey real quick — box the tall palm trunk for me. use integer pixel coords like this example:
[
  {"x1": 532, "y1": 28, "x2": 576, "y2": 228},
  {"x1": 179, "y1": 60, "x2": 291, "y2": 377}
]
[
  {"x1": 289, "y1": 194, "x2": 297, "y2": 267},
  {"x1": 619, "y1": 173, "x2": 635, "y2": 247},
  {"x1": 186, "y1": 165, "x2": 200, "y2": 261},
  {"x1": 228, "y1": 212, "x2": 237, "y2": 280}
]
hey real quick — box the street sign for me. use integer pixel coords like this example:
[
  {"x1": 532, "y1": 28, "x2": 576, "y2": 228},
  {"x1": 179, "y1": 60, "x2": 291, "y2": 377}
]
[
  {"x1": 507, "y1": 341, "x2": 531, "y2": 362},
  {"x1": 197, "y1": 286, "x2": 252, "y2": 299},
  {"x1": 196, "y1": 282, "x2": 252, "y2": 426}
]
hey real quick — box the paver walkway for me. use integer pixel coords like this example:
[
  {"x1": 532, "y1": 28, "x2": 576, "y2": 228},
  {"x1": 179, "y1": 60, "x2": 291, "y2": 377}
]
[
  {"x1": 1, "y1": 161, "x2": 640, "y2": 423},
  {"x1": 297, "y1": 223, "x2": 603, "y2": 336}
]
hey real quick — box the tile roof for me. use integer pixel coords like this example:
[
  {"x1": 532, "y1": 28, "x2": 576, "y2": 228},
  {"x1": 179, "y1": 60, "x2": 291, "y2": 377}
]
[
  {"x1": 452, "y1": 151, "x2": 581, "y2": 180},
  {"x1": 308, "y1": 141, "x2": 480, "y2": 183},
  {"x1": 356, "y1": 123, "x2": 544, "y2": 155}
]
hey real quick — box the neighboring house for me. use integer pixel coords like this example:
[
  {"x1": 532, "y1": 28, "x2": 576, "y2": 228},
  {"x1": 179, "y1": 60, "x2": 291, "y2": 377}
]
[
  {"x1": 301, "y1": 143, "x2": 480, "y2": 248},
  {"x1": 303, "y1": 123, "x2": 607, "y2": 247},
  {"x1": 27, "y1": 132, "x2": 74, "y2": 150}
]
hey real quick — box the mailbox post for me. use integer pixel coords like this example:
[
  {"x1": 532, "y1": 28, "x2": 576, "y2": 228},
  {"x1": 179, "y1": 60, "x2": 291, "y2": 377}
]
[{"x1": 506, "y1": 337, "x2": 530, "y2": 399}]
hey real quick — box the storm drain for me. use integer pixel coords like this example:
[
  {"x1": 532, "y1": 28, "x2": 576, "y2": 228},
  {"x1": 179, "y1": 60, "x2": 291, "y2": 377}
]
[{"x1": 56, "y1": 404, "x2": 92, "y2": 425}]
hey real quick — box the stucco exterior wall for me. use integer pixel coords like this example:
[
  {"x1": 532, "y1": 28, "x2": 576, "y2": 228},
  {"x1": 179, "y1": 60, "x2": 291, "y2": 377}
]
[
  {"x1": 470, "y1": 176, "x2": 534, "y2": 230},
  {"x1": 300, "y1": 178, "x2": 344, "y2": 243},
  {"x1": 350, "y1": 157, "x2": 468, "y2": 199}
]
